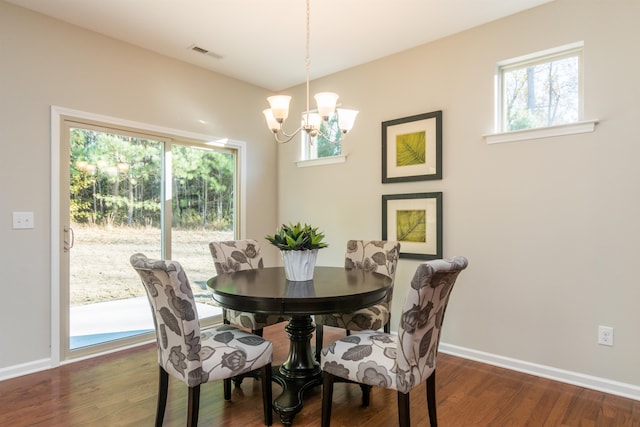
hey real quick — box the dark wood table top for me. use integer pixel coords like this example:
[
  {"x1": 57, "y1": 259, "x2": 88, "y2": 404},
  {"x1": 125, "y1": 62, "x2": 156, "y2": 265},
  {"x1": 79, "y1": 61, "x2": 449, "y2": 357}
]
[{"x1": 207, "y1": 266, "x2": 392, "y2": 315}]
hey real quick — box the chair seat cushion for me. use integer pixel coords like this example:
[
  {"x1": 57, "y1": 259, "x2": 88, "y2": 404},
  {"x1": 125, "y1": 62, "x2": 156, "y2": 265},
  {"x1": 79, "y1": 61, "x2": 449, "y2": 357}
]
[
  {"x1": 226, "y1": 310, "x2": 289, "y2": 330},
  {"x1": 321, "y1": 330, "x2": 405, "y2": 392},
  {"x1": 315, "y1": 302, "x2": 390, "y2": 331},
  {"x1": 193, "y1": 324, "x2": 273, "y2": 383}
]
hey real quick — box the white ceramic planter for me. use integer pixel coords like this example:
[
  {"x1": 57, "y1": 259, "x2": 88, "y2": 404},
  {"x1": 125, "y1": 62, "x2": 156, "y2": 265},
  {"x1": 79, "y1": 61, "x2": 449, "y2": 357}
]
[{"x1": 281, "y1": 249, "x2": 318, "y2": 281}]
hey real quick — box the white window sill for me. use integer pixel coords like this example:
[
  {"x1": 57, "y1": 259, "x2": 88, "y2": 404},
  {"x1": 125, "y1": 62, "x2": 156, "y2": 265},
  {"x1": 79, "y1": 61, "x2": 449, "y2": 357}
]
[
  {"x1": 296, "y1": 155, "x2": 347, "y2": 168},
  {"x1": 484, "y1": 120, "x2": 599, "y2": 145}
]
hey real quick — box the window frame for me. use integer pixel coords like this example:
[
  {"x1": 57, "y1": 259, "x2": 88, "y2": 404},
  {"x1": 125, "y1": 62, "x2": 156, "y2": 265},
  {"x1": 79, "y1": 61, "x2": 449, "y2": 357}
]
[{"x1": 492, "y1": 42, "x2": 588, "y2": 141}]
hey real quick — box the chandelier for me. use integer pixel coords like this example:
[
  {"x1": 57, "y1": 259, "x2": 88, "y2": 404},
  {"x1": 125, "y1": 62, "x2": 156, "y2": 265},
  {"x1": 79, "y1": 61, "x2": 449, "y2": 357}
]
[{"x1": 263, "y1": 0, "x2": 358, "y2": 144}]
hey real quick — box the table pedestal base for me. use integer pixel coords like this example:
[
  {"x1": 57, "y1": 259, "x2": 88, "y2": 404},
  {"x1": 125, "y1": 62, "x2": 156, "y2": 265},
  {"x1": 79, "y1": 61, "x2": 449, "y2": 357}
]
[{"x1": 272, "y1": 315, "x2": 322, "y2": 426}]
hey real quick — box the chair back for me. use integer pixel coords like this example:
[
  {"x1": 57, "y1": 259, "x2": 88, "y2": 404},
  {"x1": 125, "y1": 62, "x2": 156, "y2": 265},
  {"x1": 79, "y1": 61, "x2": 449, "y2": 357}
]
[
  {"x1": 395, "y1": 256, "x2": 468, "y2": 393},
  {"x1": 130, "y1": 253, "x2": 203, "y2": 387},
  {"x1": 209, "y1": 239, "x2": 264, "y2": 274},
  {"x1": 344, "y1": 240, "x2": 400, "y2": 302}
]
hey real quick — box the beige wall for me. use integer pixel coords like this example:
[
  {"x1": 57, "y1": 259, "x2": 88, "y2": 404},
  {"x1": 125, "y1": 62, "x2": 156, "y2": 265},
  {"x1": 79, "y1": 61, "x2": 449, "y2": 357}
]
[
  {"x1": 0, "y1": 2, "x2": 277, "y2": 369},
  {"x1": 278, "y1": 0, "x2": 640, "y2": 393}
]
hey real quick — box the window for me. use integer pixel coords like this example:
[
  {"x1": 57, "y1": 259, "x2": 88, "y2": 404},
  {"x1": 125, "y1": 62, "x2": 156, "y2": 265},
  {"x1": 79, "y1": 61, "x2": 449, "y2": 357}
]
[
  {"x1": 497, "y1": 42, "x2": 583, "y2": 133},
  {"x1": 300, "y1": 111, "x2": 345, "y2": 164}
]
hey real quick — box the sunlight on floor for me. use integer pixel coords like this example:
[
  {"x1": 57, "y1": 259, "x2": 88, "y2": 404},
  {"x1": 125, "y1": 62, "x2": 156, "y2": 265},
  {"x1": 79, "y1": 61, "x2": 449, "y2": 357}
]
[{"x1": 70, "y1": 296, "x2": 222, "y2": 348}]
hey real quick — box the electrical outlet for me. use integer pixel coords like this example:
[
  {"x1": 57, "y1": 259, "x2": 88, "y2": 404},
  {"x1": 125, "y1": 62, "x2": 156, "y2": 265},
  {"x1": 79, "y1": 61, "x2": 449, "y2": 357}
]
[{"x1": 598, "y1": 326, "x2": 614, "y2": 346}]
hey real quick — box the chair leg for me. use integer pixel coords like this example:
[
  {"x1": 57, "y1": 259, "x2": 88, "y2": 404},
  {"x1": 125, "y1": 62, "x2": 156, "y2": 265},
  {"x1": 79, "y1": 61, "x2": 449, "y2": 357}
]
[
  {"x1": 397, "y1": 391, "x2": 411, "y2": 427},
  {"x1": 384, "y1": 319, "x2": 391, "y2": 334},
  {"x1": 261, "y1": 364, "x2": 273, "y2": 426},
  {"x1": 359, "y1": 384, "x2": 372, "y2": 407},
  {"x1": 426, "y1": 370, "x2": 437, "y2": 427},
  {"x1": 156, "y1": 366, "x2": 169, "y2": 427},
  {"x1": 187, "y1": 385, "x2": 201, "y2": 427},
  {"x1": 223, "y1": 310, "x2": 237, "y2": 390},
  {"x1": 321, "y1": 371, "x2": 336, "y2": 427},
  {"x1": 223, "y1": 378, "x2": 231, "y2": 400},
  {"x1": 315, "y1": 324, "x2": 324, "y2": 363}
]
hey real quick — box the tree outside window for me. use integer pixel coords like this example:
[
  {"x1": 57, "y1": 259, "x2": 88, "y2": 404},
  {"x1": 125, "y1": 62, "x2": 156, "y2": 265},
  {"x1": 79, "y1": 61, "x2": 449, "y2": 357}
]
[
  {"x1": 302, "y1": 112, "x2": 342, "y2": 160},
  {"x1": 499, "y1": 44, "x2": 582, "y2": 132}
]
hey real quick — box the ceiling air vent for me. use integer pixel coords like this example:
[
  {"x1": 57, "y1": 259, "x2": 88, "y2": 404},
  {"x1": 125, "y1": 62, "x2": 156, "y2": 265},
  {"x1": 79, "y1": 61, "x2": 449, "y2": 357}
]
[{"x1": 189, "y1": 44, "x2": 223, "y2": 60}]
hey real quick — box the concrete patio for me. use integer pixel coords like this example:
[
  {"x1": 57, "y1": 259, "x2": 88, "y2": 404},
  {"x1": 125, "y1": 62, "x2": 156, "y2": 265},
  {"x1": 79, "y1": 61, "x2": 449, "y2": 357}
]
[{"x1": 70, "y1": 296, "x2": 222, "y2": 348}]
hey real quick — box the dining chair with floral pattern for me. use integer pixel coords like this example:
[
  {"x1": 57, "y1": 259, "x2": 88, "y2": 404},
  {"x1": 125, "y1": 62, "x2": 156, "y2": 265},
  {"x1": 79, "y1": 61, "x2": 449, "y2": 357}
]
[
  {"x1": 314, "y1": 240, "x2": 400, "y2": 362},
  {"x1": 320, "y1": 256, "x2": 468, "y2": 427},
  {"x1": 209, "y1": 239, "x2": 289, "y2": 334},
  {"x1": 130, "y1": 253, "x2": 274, "y2": 427}
]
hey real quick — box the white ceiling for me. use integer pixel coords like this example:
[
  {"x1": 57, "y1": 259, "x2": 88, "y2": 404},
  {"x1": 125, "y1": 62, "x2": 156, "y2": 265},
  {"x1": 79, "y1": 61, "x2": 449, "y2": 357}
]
[{"x1": 6, "y1": 0, "x2": 553, "y2": 91}]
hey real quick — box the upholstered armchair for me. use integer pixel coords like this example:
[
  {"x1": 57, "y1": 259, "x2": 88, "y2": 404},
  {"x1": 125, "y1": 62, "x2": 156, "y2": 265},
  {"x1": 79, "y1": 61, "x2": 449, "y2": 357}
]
[
  {"x1": 320, "y1": 256, "x2": 469, "y2": 427},
  {"x1": 130, "y1": 253, "x2": 274, "y2": 427},
  {"x1": 315, "y1": 240, "x2": 400, "y2": 361},
  {"x1": 208, "y1": 239, "x2": 289, "y2": 333}
]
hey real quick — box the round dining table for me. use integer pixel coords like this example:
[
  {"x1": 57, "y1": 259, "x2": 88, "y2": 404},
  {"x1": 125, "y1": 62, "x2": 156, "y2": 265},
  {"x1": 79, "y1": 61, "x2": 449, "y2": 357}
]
[{"x1": 208, "y1": 266, "x2": 392, "y2": 426}]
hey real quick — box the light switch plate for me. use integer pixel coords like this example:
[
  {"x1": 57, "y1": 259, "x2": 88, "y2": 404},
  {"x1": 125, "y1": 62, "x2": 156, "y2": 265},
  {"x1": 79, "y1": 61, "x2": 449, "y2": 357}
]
[{"x1": 13, "y1": 211, "x2": 34, "y2": 229}]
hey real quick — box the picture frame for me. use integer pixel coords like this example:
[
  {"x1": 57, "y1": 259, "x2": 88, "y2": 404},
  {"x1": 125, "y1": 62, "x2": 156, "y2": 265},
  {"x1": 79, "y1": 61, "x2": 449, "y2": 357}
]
[
  {"x1": 382, "y1": 192, "x2": 443, "y2": 260},
  {"x1": 382, "y1": 110, "x2": 442, "y2": 183}
]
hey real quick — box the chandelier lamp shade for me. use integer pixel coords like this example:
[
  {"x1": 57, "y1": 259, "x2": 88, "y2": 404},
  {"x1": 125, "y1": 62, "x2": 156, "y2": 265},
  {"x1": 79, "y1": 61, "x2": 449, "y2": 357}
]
[{"x1": 263, "y1": 0, "x2": 358, "y2": 144}]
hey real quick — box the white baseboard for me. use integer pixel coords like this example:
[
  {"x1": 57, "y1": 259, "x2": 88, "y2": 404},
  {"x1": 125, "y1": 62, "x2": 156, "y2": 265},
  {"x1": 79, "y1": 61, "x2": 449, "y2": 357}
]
[
  {"x1": 0, "y1": 358, "x2": 52, "y2": 382},
  {"x1": 0, "y1": 337, "x2": 158, "y2": 383},
  {"x1": 3, "y1": 341, "x2": 639, "y2": 403},
  {"x1": 440, "y1": 342, "x2": 640, "y2": 401}
]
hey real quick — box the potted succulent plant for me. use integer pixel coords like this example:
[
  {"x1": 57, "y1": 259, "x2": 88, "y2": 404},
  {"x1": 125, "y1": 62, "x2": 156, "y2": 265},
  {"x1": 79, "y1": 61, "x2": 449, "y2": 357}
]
[{"x1": 266, "y1": 222, "x2": 328, "y2": 281}]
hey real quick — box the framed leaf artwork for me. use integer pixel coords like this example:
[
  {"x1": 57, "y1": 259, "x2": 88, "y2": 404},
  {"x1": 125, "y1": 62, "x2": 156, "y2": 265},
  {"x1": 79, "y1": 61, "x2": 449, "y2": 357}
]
[
  {"x1": 382, "y1": 111, "x2": 442, "y2": 183},
  {"x1": 382, "y1": 192, "x2": 443, "y2": 260}
]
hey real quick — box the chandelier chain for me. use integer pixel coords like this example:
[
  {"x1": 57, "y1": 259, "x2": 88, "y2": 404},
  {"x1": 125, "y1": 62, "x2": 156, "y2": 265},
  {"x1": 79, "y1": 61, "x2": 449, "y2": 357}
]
[{"x1": 305, "y1": 0, "x2": 311, "y2": 121}]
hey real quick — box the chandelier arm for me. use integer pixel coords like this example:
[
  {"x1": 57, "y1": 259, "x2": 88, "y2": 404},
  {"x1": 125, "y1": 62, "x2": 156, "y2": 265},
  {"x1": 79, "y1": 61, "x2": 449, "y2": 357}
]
[
  {"x1": 271, "y1": 124, "x2": 305, "y2": 144},
  {"x1": 314, "y1": 129, "x2": 341, "y2": 144},
  {"x1": 279, "y1": 125, "x2": 304, "y2": 139},
  {"x1": 272, "y1": 133, "x2": 299, "y2": 144}
]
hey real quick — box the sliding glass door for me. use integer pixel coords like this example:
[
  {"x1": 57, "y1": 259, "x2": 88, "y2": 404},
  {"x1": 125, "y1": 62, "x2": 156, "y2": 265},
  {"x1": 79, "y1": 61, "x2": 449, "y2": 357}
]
[{"x1": 61, "y1": 119, "x2": 234, "y2": 359}]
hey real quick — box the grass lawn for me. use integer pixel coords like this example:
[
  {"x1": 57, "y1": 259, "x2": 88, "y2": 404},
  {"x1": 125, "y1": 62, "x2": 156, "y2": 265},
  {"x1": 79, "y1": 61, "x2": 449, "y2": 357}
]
[{"x1": 70, "y1": 224, "x2": 233, "y2": 306}]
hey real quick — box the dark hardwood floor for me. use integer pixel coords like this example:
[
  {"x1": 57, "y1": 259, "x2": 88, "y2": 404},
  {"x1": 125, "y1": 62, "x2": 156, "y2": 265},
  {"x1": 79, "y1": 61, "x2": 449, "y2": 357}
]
[{"x1": 1, "y1": 325, "x2": 639, "y2": 426}]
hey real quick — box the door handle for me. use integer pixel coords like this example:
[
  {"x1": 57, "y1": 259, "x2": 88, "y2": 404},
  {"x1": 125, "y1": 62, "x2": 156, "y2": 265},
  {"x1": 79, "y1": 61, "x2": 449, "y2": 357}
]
[{"x1": 63, "y1": 226, "x2": 75, "y2": 252}]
